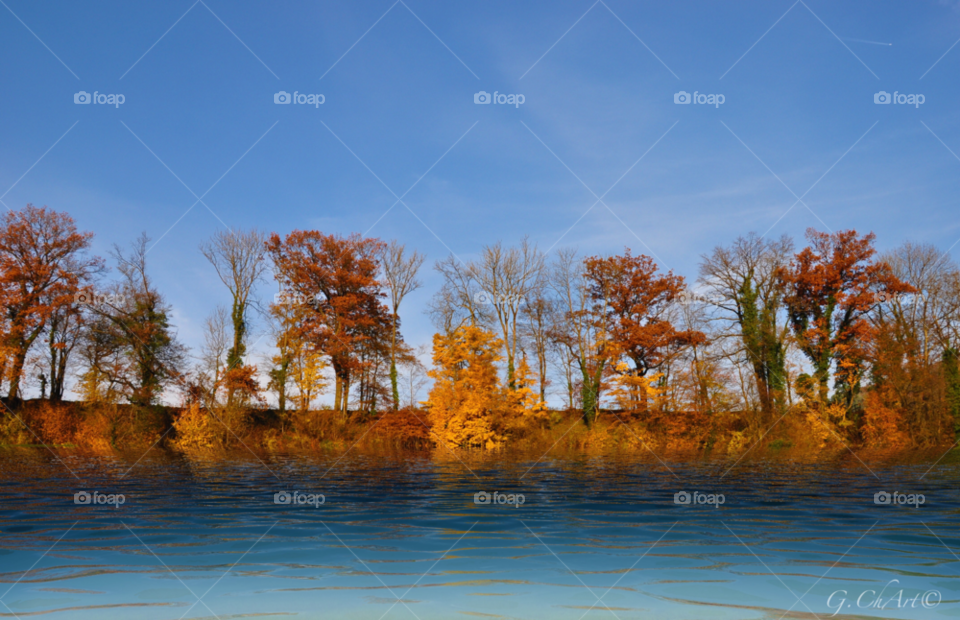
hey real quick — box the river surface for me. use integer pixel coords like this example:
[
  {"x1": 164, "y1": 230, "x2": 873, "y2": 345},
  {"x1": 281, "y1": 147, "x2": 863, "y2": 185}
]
[{"x1": 0, "y1": 448, "x2": 958, "y2": 619}]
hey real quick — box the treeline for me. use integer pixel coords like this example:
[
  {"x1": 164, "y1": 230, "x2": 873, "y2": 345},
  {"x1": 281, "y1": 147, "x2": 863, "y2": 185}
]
[
  {"x1": 2, "y1": 204, "x2": 959, "y2": 452},
  {"x1": 427, "y1": 232, "x2": 960, "y2": 449}
]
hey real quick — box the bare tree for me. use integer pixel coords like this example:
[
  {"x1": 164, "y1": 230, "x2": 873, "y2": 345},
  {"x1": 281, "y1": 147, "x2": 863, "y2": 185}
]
[
  {"x1": 379, "y1": 241, "x2": 425, "y2": 409},
  {"x1": 432, "y1": 239, "x2": 545, "y2": 387},
  {"x1": 44, "y1": 304, "x2": 83, "y2": 401},
  {"x1": 521, "y1": 292, "x2": 553, "y2": 402},
  {"x1": 197, "y1": 305, "x2": 230, "y2": 401},
  {"x1": 878, "y1": 242, "x2": 960, "y2": 362},
  {"x1": 471, "y1": 238, "x2": 545, "y2": 386},
  {"x1": 432, "y1": 255, "x2": 488, "y2": 332},
  {"x1": 699, "y1": 234, "x2": 793, "y2": 421},
  {"x1": 200, "y1": 229, "x2": 268, "y2": 378},
  {"x1": 399, "y1": 344, "x2": 430, "y2": 409},
  {"x1": 549, "y1": 247, "x2": 606, "y2": 421}
]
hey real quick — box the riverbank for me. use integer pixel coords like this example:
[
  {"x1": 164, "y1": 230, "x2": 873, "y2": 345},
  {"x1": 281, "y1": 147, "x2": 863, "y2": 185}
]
[{"x1": 1, "y1": 399, "x2": 956, "y2": 464}]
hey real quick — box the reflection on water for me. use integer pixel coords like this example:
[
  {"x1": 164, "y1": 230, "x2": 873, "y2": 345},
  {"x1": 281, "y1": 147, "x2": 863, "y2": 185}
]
[{"x1": 0, "y1": 448, "x2": 958, "y2": 619}]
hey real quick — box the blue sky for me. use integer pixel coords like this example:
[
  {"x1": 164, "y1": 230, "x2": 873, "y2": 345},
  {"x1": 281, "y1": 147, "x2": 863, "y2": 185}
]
[{"x1": 2, "y1": 0, "x2": 960, "y2": 402}]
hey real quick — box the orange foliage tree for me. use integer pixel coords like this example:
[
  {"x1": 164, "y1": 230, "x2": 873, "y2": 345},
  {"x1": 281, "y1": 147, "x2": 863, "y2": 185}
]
[
  {"x1": 0, "y1": 205, "x2": 102, "y2": 400},
  {"x1": 266, "y1": 231, "x2": 393, "y2": 414},
  {"x1": 584, "y1": 250, "x2": 706, "y2": 414},
  {"x1": 426, "y1": 324, "x2": 504, "y2": 448},
  {"x1": 778, "y1": 229, "x2": 914, "y2": 405}
]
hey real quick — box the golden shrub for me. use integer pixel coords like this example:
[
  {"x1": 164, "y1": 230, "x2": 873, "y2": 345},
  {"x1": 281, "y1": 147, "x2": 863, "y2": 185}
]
[{"x1": 173, "y1": 404, "x2": 219, "y2": 450}]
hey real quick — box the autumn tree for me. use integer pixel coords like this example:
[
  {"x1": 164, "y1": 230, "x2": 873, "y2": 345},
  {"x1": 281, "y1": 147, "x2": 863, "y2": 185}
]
[
  {"x1": 265, "y1": 290, "x2": 297, "y2": 414},
  {"x1": 289, "y1": 342, "x2": 327, "y2": 412},
  {"x1": 0, "y1": 205, "x2": 102, "y2": 400},
  {"x1": 584, "y1": 249, "x2": 706, "y2": 413},
  {"x1": 778, "y1": 229, "x2": 914, "y2": 406},
  {"x1": 74, "y1": 312, "x2": 124, "y2": 403},
  {"x1": 427, "y1": 323, "x2": 504, "y2": 448},
  {"x1": 266, "y1": 231, "x2": 392, "y2": 415},
  {"x1": 380, "y1": 241, "x2": 425, "y2": 409},
  {"x1": 699, "y1": 234, "x2": 793, "y2": 419},
  {"x1": 83, "y1": 234, "x2": 186, "y2": 406},
  {"x1": 869, "y1": 242, "x2": 960, "y2": 442}
]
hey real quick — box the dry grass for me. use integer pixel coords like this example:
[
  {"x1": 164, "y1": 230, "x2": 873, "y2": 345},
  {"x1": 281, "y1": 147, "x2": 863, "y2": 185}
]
[{"x1": 0, "y1": 399, "x2": 953, "y2": 463}]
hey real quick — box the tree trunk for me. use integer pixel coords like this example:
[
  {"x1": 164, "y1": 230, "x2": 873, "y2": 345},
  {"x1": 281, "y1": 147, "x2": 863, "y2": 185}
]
[
  {"x1": 538, "y1": 350, "x2": 547, "y2": 403},
  {"x1": 7, "y1": 346, "x2": 27, "y2": 401},
  {"x1": 52, "y1": 350, "x2": 68, "y2": 401},
  {"x1": 390, "y1": 361, "x2": 399, "y2": 410},
  {"x1": 581, "y1": 362, "x2": 604, "y2": 426},
  {"x1": 334, "y1": 374, "x2": 342, "y2": 412},
  {"x1": 390, "y1": 317, "x2": 400, "y2": 409},
  {"x1": 816, "y1": 356, "x2": 831, "y2": 403}
]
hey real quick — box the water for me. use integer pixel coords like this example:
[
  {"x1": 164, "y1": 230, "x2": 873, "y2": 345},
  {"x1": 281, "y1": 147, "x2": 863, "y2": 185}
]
[{"x1": 1, "y1": 448, "x2": 958, "y2": 619}]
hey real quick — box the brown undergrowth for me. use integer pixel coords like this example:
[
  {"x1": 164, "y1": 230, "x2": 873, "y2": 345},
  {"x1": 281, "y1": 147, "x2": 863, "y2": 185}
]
[{"x1": 0, "y1": 399, "x2": 955, "y2": 463}]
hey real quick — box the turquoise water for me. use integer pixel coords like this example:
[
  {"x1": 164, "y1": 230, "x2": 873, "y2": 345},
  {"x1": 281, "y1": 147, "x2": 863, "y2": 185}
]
[{"x1": 1, "y1": 450, "x2": 958, "y2": 619}]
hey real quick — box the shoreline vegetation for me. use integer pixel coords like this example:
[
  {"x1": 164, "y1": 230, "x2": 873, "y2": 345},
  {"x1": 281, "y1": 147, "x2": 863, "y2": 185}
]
[
  {"x1": 0, "y1": 205, "x2": 959, "y2": 464},
  {"x1": 2, "y1": 399, "x2": 957, "y2": 465}
]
